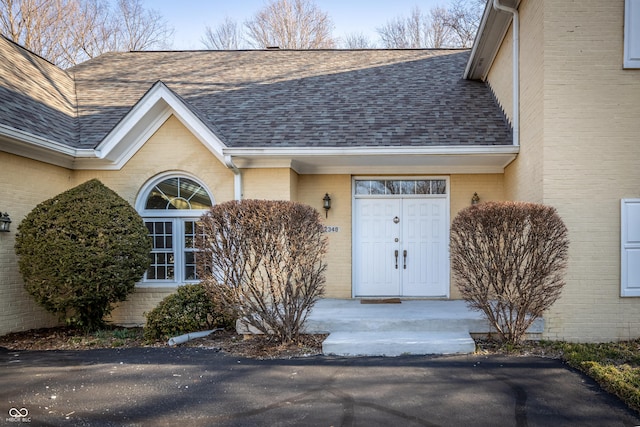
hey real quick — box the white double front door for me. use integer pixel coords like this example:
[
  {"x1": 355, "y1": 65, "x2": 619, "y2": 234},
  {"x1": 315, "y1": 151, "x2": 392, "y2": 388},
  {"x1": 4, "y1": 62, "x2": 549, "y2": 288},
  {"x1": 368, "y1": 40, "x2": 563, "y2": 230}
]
[{"x1": 354, "y1": 197, "x2": 449, "y2": 297}]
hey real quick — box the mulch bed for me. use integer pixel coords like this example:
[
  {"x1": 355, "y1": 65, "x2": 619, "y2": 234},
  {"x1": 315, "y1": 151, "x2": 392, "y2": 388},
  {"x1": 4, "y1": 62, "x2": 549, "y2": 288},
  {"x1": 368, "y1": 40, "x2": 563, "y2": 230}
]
[{"x1": 0, "y1": 326, "x2": 328, "y2": 359}]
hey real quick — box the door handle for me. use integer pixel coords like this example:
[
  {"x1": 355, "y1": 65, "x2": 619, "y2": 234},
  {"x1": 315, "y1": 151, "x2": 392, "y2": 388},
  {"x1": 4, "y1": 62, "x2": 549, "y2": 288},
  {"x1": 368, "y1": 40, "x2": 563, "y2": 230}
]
[
  {"x1": 395, "y1": 250, "x2": 399, "y2": 269},
  {"x1": 403, "y1": 250, "x2": 407, "y2": 269}
]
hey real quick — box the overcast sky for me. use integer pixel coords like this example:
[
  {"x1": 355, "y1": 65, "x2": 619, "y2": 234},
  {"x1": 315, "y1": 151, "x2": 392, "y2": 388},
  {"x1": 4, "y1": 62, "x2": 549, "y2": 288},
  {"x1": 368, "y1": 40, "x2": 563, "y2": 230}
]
[{"x1": 143, "y1": 0, "x2": 453, "y2": 49}]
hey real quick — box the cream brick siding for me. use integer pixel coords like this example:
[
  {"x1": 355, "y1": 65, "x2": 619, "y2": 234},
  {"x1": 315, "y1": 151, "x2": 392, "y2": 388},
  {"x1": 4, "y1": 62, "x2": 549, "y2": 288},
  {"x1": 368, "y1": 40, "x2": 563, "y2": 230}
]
[
  {"x1": 0, "y1": 152, "x2": 72, "y2": 335},
  {"x1": 297, "y1": 175, "x2": 352, "y2": 298},
  {"x1": 542, "y1": 0, "x2": 640, "y2": 342},
  {"x1": 449, "y1": 174, "x2": 506, "y2": 299},
  {"x1": 242, "y1": 168, "x2": 296, "y2": 200},
  {"x1": 109, "y1": 288, "x2": 177, "y2": 327},
  {"x1": 489, "y1": 0, "x2": 545, "y2": 203},
  {"x1": 487, "y1": 0, "x2": 640, "y2": 341}
]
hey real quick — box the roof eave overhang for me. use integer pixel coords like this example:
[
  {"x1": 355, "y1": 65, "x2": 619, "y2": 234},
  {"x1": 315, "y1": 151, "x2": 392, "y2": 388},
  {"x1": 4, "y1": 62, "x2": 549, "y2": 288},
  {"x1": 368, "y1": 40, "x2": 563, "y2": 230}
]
[
  {"x1": 0, "y1": 81, "x2": 229, "y2": 170},
  {"x1": 464, "y1": 0, "x2": 520, "y2": 81},
  {"x1": 0, "y1": 124, "x2": 93, "y2": 169},
  {"x1": 224, "y1": 146, "x2": 519, "y2": 174}
]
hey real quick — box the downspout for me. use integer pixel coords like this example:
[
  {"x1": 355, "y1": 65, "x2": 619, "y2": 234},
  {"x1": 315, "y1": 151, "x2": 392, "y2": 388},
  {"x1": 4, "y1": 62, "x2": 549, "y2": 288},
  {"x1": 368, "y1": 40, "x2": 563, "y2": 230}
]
[
  {"x1": 224, "y1": 155, "x2": 242, "y2": 200},
  {"x1": 493, "y1": 0, "x2": 520, "y2": 147}
]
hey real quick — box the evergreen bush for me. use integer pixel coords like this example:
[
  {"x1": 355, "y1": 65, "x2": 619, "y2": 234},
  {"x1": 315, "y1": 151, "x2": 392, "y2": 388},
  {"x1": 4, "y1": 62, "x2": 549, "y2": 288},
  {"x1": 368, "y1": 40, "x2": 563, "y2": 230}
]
[
  {"x1": 15, "y1": 179, "x2": 150, "y2": 331},
  {"x1": 143, "y1": 284, "x2": 233, "y2": 341}
]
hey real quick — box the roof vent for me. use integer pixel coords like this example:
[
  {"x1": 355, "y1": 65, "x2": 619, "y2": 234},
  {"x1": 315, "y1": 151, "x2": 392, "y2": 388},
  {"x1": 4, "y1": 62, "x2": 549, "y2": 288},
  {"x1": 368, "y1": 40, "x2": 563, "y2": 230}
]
[{"x1": 267, "y1": 46, "x2": 280, "y2": 50}]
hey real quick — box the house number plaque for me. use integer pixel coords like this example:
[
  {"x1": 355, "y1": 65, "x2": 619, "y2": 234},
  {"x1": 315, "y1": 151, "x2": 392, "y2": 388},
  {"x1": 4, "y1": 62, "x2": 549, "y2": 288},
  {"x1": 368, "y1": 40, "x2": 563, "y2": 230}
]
[{"x1": 323, "y1": 226, "x2": 340, "y2": 233}]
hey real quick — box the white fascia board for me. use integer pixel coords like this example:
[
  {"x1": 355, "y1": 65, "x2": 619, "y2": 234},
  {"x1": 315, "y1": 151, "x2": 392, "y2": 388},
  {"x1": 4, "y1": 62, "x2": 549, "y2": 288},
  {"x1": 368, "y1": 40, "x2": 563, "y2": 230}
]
[
  {"x1": 464, "y1": 0, "x2": 520, "y2": 81},
  {"x1": 224, "y1": 145, "x2": 519, "y2": 157},
  {"x1": 93, "y1": 82, "x2": 227, "y2": 169},
  {"x1": 0, "y1": 124, "x2": 91, "y2": 168},
  {"x1": 226, "y1": 146, "x2": 519, "y2": 174}
]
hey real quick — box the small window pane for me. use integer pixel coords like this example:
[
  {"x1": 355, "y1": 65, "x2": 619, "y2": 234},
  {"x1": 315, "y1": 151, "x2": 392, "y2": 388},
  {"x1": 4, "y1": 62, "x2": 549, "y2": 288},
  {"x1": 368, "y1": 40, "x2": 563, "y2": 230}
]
[
  {"x1": 355, "y1": 181, "x2": 371, "y2": 195},
  {"x1": 400, "y1": 181, "x2": 415, "y2": 194},
  {"x1": 145, "y1": 221, "x2": 174, "y2": 281},
  {"x1": 145, "y1": 177, "x2": 212, "y2": 210},
  {"x1": 385, "y1": 181, "x2": 400, "y2": 194},
  {"x1": 415, "y1": 181, "x2": 430, "y2": 194},
  {"x1": 370, "y1": 180, "x2": 386, "y2": 194},
  {"x1": 432, "y1": 180, "x2": 446, "y2": 194}
]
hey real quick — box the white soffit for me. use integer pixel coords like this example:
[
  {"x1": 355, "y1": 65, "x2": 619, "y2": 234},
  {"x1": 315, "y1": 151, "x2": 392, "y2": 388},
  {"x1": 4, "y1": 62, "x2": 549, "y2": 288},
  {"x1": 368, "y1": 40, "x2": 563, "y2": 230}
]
[
  {"x1": 225, "y1": 146, "x2": 519, "y2": 174},
  {"x1": 465, "y1": 0, "x2": 521, "y2": 80}
]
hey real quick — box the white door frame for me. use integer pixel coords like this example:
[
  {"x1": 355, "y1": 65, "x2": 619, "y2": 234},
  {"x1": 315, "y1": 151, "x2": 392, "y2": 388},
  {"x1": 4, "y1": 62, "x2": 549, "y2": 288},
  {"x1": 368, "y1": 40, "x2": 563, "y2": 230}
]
[{"x1": 351, "y1": 176, "x2": 450, "y2": 298}]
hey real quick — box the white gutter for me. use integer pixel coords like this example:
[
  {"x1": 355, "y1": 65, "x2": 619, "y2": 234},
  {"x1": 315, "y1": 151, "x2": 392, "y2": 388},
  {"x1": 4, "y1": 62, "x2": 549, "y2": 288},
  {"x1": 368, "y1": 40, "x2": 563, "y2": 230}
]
[
  {"x1": 223, "y1": 145, "x2": 519, "y2": 157},
  {"x1": 224, "y1": 155, "x2": 243, "y2": 200},
  {"x1": 493, "y1": 0, "x2": 520, "y2": 147}
]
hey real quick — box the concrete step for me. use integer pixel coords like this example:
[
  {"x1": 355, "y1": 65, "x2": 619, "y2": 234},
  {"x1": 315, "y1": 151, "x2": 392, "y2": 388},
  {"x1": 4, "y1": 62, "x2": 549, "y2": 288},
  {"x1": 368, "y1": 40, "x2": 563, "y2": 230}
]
[
  {"x1": 322, "y1": 331, "x2": 476, "y2": 357},
  {"x1": 305, "y1": 316, "x2": 492, "y2": 334}
]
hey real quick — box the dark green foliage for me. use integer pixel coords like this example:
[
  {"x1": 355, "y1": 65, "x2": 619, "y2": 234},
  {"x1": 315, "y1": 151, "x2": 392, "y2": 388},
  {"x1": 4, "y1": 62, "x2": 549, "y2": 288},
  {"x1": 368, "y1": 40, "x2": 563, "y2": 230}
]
[
  {"x1": 143, "y1": 284, "x2": 233, "y2": 341},
  {"x1": 15, "y1": 179, "x2": 150, "y2": 331}
]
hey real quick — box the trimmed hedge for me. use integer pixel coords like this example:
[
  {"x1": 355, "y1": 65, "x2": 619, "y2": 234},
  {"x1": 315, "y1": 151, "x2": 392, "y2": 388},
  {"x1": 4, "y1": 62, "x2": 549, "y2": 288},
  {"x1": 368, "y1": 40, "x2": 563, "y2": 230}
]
[{"x1": 15, "y1": 179, "x2": 150, "y2": 331}]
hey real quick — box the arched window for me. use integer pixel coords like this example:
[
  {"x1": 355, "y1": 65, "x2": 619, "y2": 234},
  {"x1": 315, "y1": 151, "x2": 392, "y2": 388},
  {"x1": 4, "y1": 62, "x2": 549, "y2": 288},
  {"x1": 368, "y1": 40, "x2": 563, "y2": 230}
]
[{"x1": 137, "y1": 174, "x2": 213, "y2": 285}]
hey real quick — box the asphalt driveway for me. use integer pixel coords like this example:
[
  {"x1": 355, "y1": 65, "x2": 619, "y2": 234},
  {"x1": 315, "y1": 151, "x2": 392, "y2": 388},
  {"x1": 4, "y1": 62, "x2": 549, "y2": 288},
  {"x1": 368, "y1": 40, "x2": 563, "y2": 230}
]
[{"x1": 1, "y1": 347, "x2": 639, "y2": 427}]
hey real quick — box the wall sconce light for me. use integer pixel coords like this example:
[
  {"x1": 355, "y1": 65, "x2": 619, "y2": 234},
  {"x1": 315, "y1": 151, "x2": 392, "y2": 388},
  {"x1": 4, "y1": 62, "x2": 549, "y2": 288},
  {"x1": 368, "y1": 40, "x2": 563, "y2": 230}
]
[
  {"x1": 323, "y1": 193, "x2": 331, "y2": 218},
  {"x1": 471, "y1": 193, "x2": 480, "y2": 206},
  {"x1": 0, "y1": 212, "x2": 11, "y2": 232}
]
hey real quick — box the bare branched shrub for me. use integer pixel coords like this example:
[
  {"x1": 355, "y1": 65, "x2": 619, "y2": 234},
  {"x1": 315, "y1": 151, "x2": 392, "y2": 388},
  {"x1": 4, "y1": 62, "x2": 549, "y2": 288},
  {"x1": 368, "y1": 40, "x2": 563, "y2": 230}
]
[
  {"x1": 196, "y1": 200, "x2": 327, "y2": 344},
  {"x1": 450, "y1": 202, "x2": 569, "y2": 344}
]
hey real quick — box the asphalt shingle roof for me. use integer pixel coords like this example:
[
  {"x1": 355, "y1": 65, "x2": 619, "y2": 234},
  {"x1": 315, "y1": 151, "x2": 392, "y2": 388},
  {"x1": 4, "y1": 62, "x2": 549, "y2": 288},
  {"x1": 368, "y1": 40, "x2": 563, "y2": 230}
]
[
  {"x1": 1, "y1": 37, "x2": 512, "y2": 150},
  {"x1": 0, "y1": 36, "x2": 77, "y2": 145}
]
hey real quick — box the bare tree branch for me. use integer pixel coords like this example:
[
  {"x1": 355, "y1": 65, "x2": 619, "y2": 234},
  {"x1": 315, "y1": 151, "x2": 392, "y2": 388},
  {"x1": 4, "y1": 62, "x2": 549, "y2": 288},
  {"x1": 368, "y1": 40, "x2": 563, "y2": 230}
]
[
  {"x1": 0, "y1": 0, "x2": 173, "y2": 67},
  {"x1": 112, "y1": 0, "x2": 173, "y2": 51},
  {"x1": 197, "y1": 200, "x2": 328, "y2": 344},
  {"x1": 245, "y1": 0, "x2": 335, "y2": 49},
  {"x1": 377, "y1": 2, "x2": 484, "y2": 49},
  {"x1": 341, "y1": 32, "x2": 375, "y2": 49},
  {"x1": 202, "y1": 17, "x2": 244, "y2": 50},
  {"x1": 443, "y1": 0, "x2": 485, "y2": 48}
]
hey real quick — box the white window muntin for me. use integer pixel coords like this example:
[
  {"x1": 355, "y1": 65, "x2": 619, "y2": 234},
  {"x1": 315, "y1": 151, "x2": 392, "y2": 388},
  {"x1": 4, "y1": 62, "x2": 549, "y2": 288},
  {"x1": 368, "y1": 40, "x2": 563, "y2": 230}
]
[
  {"x1": 354, "y1": 177, "x2": 448, "y2": 198},
  {"x1": 136, "y1": 172, "x2": 214, "y2": 287}
]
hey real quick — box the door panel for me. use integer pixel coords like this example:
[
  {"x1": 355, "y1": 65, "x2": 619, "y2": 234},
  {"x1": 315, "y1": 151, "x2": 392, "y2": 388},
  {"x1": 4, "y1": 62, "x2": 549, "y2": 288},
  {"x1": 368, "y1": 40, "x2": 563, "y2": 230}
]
[
  {"x1": 402, "y1": 199, "x2": 447, "y2": 297},
  {"x1": 354, "y1": 199, "x2": 401, "y2": 296},
  {"x1": 354, "y1": 197, "x2": 448, "y2": 297}
]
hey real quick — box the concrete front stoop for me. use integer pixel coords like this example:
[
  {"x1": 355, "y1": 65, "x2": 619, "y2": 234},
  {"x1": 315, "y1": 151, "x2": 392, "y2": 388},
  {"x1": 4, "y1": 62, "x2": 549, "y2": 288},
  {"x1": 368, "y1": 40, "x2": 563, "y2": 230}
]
[{"x1": 303, "y1": 299, "x2": 544, "y2": 357}]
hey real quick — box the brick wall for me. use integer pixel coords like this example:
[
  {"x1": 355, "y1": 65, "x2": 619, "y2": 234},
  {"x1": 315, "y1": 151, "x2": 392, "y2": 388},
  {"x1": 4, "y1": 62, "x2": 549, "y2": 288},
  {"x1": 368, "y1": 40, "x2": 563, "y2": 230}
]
[
  {"x1": 488, "y1": 0, "x2": 545, "y2": 203},
  {"x1": 0, "y1": 152, "x2": 72, "y2": 335},
  {"x1": 541, "y1": 0, "x2": 640, "y2": 342},
  {"x1": 487, "y1": 0, "x2": 640, "y2": 341},
  {"x1": 297, "y1": 174, "x2": 352, "y2": 298}
]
